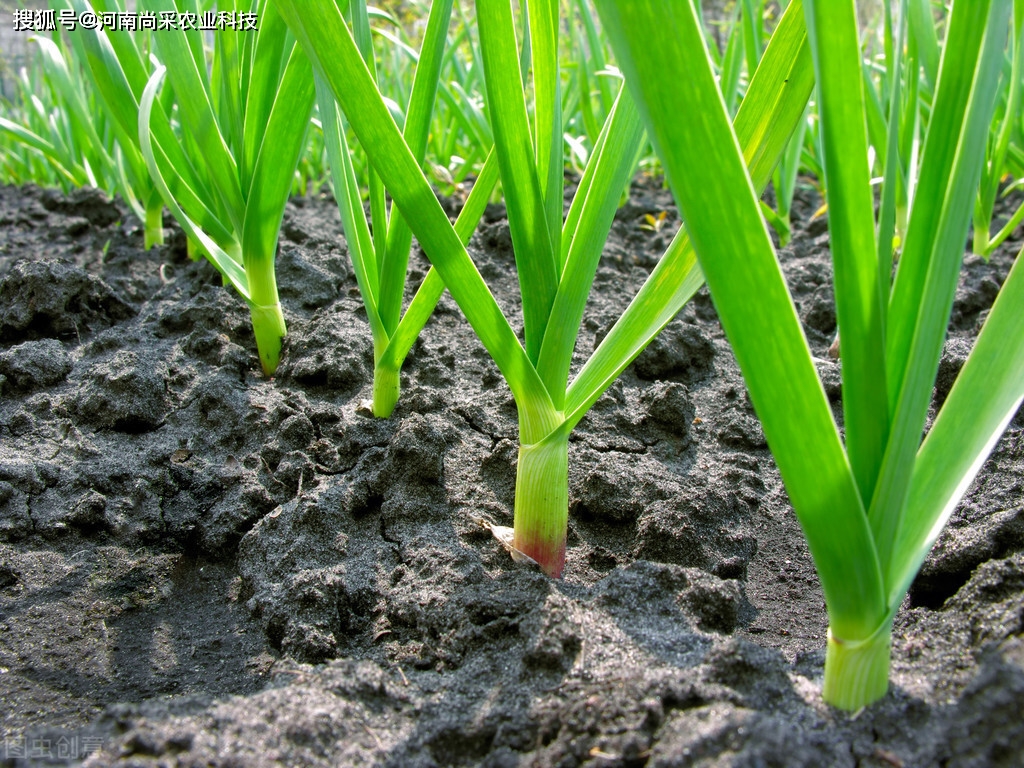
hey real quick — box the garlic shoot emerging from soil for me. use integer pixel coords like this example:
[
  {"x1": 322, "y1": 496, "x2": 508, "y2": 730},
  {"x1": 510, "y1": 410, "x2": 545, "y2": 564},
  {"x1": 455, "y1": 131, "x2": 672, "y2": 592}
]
[
  {"x1": 124, "y1": 0, "x2": 316, "y2": 375},
  {"x1": 598, "y1": 0, "x2": 1024, "y2": 710},
  {"x1": 313, "y1": 0, "x2": 500, "y2": 417},
  {"x1": 280, "y1": 0, "x2": 814, "y2": 578}
]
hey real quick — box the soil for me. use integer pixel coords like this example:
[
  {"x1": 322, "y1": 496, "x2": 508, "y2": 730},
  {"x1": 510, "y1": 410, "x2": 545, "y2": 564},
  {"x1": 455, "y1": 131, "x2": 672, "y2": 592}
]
[{"x1": 0, "y1": 177, "x2": 1021, "y2": 768}]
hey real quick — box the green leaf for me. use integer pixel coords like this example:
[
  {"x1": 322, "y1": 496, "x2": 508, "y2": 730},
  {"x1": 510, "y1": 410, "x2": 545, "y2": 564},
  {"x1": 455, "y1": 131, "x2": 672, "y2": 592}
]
[
  {"x1": 241, "y1": 42, "x2": 315, "y2": 307},
  {"x1": 871, "y1": 0, "x2": 1009, "y2": 578},
  {"x1": 378, "y1": 0, "x2": 456, "y2": 336},
  {"x1": 804, "y1": 0, "x2": 889, "y2": 510},
  {"x1": 595, "y1": 0, "x2": 886, "y2": 641},
  {"x1": 241, "y1": 0, "x2": 291, "y2": 192},
  {"x1": 62, "y1": 0, "x2": 232, "y2": 245},
  {"x1": 528, "y1": 0, "x2": 564, "y2": 263},
  {"x1": 139, "y1": 66, "x2": 248, "y2": 297},
  {"x1": 0, "y1": 118, "x2": 87, "y2": 187},
  {"x1": 568, "y1": 0, "x2": 815, "y2": 431},
  {"x1": 908, "y1": 0, "x2": 941, "y2": 89},
  {"x1": 148, "y1": 0, "x2": 246, "y2": 232},
  {"x1": 476, "y1": 0, "x2": 559, "y2": 364},
  {"x1": 278, "y1": 0, "x2": 559, "y2": 439},
  {"x1": 316, "y1": 72, "x2": 384, "y2": 346},
  {"x1": 536, "y1": 84, "x2": 645, "y2": 408},
  {"x1": 378, "y1": 149, "x2": 502, "y2": 373},
  {"x1": 876, "y1": 2, "x2": 907, "y2": 274},
  {"x1": 890, "y1": 247, "x2": 1024, "y2": 605}
]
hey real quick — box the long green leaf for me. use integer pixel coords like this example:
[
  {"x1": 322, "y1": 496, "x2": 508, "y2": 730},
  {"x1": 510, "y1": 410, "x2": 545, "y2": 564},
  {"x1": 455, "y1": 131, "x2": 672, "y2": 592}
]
[
  {"x1": 149, "y1": 0, "x2": 246, "y2": 232},
  {"x1": 805, "y1": 0, "x2": 889, "y2": 509},
  {"x1": 316, "y1": 73, "x2": 384, "y2": 346},
  {"x1": 536, "y1": 85, "x2": 645, "y2": 408},
  {"x1": 567, "y1": 0, "x2": 815, "y2": 431},
  {"x1": 378, "y1": 150, "x2": 502, "y2": 372},
  {"x1": 139, "y1": 67, "x2": 248, "y2": 296},
  {"x1": 348, "y1": 0, "x2": 391, "y2": 299},
  {"x1": 0, "y1": 118, "x2": 86, "y2": 187},
  {"x1": 278, "y1": 0, "x2": 559, "y2": 440},
  {"x1": 241, "y1": 0, "x2": 291, "y2": 193},
  {"x1": 595, "y1": 0, "x2": 885, "y2": 641},
  {"x1": 241, "y1": 42, "x2": 315, "y2": 307},
  {"x1": 876, "y1": 1, "x2": 908, "y2": 273},
  {"x1": 212, "y1": 3, "x2": 245, "y2": 158},
  {"x1": 476, "y1": 0, "x2": 558, "y2": 364},
  {"x1": 528, "y1": 0, "x2": 564, "y2": 264},
  {"x1": 890, "y1": 248, "x2": 1024, "y2": 604},
  {"x1": 378, "y1": 0, "x2": 456, "y2": 336},
  {"x1": 871, "y1": 0, "x2": 1009, "y2": 577},
  {"x1": 62, "y1": 0, "x2": 233, "y2": 246},
  {"x1": 29, "y1": 37, "x2": 116, "y2": 176},
  {"x1": 908, "y1": 0, "x2": 940, "y2": 90}
]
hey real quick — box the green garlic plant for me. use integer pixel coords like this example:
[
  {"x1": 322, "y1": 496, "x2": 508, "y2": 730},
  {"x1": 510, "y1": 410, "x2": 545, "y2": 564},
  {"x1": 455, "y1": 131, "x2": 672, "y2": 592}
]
[
  {"x1": 137, "y1": 0, "x2": 315, "y2": 376},
  {"x1": 278, "y1": 0, "x2": 814, "y2": 577},
  {"x1": 315, "y1": 0, "x2": 499, "y2": 417},
  {"x1": 973, "y1": 0, "x2": 1024, "y2": 257},
  {"x1": 61, "y1": 0, "x2": 314, "y2": 375},
  {"x1": 0, "y1": 30, "x2": 165, "y2": 248},
  {"x1": 597, "y1": 0, "x2": 1024, "y2": 710}
]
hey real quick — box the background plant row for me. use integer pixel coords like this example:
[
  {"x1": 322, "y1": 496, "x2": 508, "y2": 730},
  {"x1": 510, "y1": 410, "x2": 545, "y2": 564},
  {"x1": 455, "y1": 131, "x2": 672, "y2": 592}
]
[{"x1": 3, "y1": 0, "x2": 1020, "y2": 254}]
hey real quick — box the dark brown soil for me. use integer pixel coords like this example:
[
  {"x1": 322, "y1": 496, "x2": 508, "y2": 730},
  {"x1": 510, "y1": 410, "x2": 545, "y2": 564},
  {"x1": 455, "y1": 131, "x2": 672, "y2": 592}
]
[{"x1": 0, "y1": 178, "x2": 1021, "y2": 767}]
